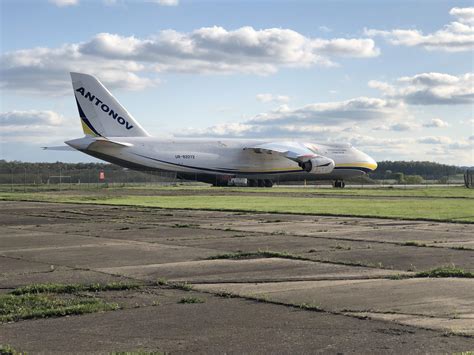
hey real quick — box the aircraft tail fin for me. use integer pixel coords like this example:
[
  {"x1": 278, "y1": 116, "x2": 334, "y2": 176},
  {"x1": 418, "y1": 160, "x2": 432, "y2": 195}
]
[{"x1": 70, "y1": 72, "x2": 150, "y2": 138}]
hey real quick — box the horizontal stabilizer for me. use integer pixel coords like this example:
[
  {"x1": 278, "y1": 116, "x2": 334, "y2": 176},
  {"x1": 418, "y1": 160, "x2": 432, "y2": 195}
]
[
  {"x1": 65, "y1": 136, "x2": 133, "y2": 150},
  {"x1": 95, "y1": 137, "x2": 133, "y2": 147}
]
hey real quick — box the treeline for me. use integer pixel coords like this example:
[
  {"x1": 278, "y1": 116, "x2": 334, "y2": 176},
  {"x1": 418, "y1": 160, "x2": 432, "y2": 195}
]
[
  {"x1": 0, "y1": 160, "x2": 176, "y2": 184},
  {"x1": 0, "y1": 159, "x2": 468, "y2": 185},
  {"x1": 370, "y1": 161, "x2": 466, "y2": 180}
]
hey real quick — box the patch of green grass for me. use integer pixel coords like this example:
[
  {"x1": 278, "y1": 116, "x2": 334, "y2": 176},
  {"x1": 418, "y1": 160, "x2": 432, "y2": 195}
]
[
  {"x1": 178, "y1": 296, "x2": 205, "y2": 304},
  {"x1": 155, "y1": 278, "x2": 194, "y2": 291},
  {"x1": 172, "y1": 282, "x2": 194, "y2": 291},
  {"x1": 3, "y1": 184, "x2": 471, "y2": 198},
  {"x1": 2, "y1": 191, "x2": 472, "y2": 223},
  {"x1": 156, "y1": 278, "x2": 168, "y2": 286},
  {"x1": 415, "y1": 266, "x2": 474, "y2": 278},
  {"x1": 11, "y1": 282, "x2": 141, "y2": 295},
  {"x1": 0, "y1": 293, "x2": 118, "y2": 322},
  {"x1": 0, "y1": 344, "x2": 24, "y2": 355}
]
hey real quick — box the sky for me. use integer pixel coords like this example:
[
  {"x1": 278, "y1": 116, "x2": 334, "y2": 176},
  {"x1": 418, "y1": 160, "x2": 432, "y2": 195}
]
[{"x1": 0, "y1": 0, "x2": 473, "y2": 165}]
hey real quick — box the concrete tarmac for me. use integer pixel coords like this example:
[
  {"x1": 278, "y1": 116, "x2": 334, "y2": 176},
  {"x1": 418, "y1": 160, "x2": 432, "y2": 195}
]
[{"x1": 0, "y1": 201, "x2": 473, "y2": 353}]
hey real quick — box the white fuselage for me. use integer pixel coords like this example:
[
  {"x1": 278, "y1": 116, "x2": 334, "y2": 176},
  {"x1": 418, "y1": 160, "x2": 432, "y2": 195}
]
[{"x1": 67, "y1": 136, "x2": 377, "y2": 184}]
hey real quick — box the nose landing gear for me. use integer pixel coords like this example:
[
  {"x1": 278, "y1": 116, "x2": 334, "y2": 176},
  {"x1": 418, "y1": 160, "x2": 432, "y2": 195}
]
[{"x1": 333, "y1": 180, "x2": 345, "y2": 188}]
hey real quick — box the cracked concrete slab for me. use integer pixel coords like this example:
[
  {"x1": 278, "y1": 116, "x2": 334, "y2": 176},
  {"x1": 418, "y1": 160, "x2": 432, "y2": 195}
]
[
  {"x1": 2, "y1": 288, "x2": 473, "y2": 354},
  {"x1": 1, "y1": 242, "x2": 219, "y2": 269},
  {"x1": 194, "y1": 278, "x2": 474, "y2": 335},
  {"x1": 97, "y1": 257, "x2": 406, "y2": 283}
]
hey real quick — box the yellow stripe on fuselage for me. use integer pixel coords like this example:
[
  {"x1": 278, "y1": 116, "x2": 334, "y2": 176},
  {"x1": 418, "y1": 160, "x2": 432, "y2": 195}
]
[
  {"x1": 236, "y1": 162, "x2": 377, "y2": 173},
  {"x1": 336, "y1": 162, "x2": 378, "y2": 171},
  {"x1": 238, "y1": 167, "x2": 299, "y2": 172}
]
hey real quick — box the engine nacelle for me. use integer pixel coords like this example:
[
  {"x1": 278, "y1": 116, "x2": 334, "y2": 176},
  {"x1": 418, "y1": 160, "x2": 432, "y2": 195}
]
[{"x1": 300, "y1": 156, "x2": 335, "y2": 174}]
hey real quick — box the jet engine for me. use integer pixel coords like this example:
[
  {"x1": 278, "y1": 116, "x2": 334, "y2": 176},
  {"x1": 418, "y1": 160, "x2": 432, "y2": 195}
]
[{"x1": 299, "y1": 156, "x2": 335, "y2": 174}]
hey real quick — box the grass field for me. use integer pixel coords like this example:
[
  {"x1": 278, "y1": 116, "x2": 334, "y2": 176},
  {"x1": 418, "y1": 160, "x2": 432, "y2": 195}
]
[
  {"x1": 1, "y1": 186, "x2": 473, "y2": 222},
  {"x1": 1, "y1": 184, "x2": 472, "y2": 198}
]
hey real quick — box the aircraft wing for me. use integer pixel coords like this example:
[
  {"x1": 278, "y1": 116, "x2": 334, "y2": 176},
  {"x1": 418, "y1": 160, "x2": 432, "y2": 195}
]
[
  {"x1": 243, "y1": 141, "x2": 317, "y2": 163},
  {"x1": 244, "y1": 141, "x2": 335, "y2": 174}
]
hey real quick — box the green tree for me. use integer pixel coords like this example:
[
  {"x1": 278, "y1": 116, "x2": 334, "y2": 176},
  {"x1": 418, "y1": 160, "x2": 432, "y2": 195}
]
[
  {"x1": 394, "y1": 172, "x2": 405, "y2": 184},
  {"x1": 404, "y1": 175, "x2": 424, "y2": 184}
]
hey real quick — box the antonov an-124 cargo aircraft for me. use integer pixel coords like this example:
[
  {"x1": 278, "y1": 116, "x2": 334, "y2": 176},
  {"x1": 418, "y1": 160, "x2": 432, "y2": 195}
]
[{"x1": 46, "y1": 73, "x2": 377, "y2": 188}]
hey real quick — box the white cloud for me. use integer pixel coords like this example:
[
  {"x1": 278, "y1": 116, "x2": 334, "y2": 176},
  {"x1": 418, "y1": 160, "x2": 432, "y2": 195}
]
[
  {"x1": 347, "y1": 134, "x2": 411, "y2": 148},
  {"x1": 450, "y1": 7, "x2": 474, "y2": 24},
  {"x1": 178, "y1": 96, "x2": 403, "y2": 139},
  {"x1": 423, "y1": 118, "x2": 449, "y2": 128},
  {"x1": 0, "y1": 43, "x2": 158, "y2": 95},
  {"x1": 80, "y1": 27, "x2": 379, "y2": 68},
  {"x1": 448, "y1": 141, "x2": 473, "y2": 150},
  {"x1": 373, "y1": 122, "x2": 418, "y2": 131},
  {"x1": 368, "y1": 80, "x2": 395, "y2": 95},
  {"x1": 248, "y1": 97, "x2": 401, "y2": 126},
  {"x1": 418, "y1": 136, "x2": 452, "y2": 144},
  {"x1": 1, "y1": 110, "x2": 64, "y2": 126},
  {"x1": 149, "y1": 0, "x2": 179, "y2": 5},
  {"x1": 0, "y1": 27, "x2": 380, "y2": 95},
  {"x1": 370, "y1": 72, "x2": 473, "y2": 105},
  {"x1": 365, "y1": 7, "x2": 474, "y2": 52},
  {"x1": 50, "y1": 0, "x2": 180, "y2": 6},
  {"x1": 177, "y1": 122, "x2": 337, "y2": 139},
  {"x1": 0, "y1": 110, "x2": 80, "y2": 143},
  {"x1": 256, "y1": 94, "x2": 290, "y2": 104},
  {"x1": 318, "y1": 26, "x2": 332, "y2": 33},
  {"x1": 49, "y1": 0, "x2": 79, "y2": 6}
]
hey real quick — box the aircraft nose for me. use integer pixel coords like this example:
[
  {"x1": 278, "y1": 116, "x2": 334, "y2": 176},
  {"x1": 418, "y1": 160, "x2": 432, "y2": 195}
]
[{"x1": 366, "y1": 155, "x2": 377, "y2": 171}]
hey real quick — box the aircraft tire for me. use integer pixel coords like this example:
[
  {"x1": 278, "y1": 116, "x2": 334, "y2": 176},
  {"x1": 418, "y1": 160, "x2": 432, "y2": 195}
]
[{"x1": 264, "y1": 179, "x2": 273, "y2": 187}]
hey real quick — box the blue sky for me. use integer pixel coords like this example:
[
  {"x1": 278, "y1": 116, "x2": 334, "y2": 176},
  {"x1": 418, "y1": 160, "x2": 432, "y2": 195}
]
[{"x1": 1, "y1": 0, "x2": 473, "y2": 165}]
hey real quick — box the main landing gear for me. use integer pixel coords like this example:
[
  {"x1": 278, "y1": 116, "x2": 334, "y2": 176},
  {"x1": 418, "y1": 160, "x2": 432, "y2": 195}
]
[
  {"x1": 333, "y1": 180, "x2": 345, "y2": 188},
  {"x1": 248, "y1": 179, "x2": 273, "y2": 188}
]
